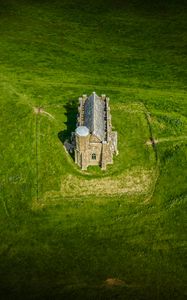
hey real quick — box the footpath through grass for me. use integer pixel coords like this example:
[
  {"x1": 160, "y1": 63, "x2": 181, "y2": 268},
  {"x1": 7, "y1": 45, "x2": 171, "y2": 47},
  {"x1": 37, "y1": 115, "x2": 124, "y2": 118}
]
[{"x1": 0, "y1": 0, "x2": 187, "y2": 299}]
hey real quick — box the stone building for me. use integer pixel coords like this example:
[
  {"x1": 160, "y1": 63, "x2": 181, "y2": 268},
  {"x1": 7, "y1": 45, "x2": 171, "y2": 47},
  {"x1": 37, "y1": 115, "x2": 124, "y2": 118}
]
[{"x1": 72, "y1": 92, "x2": 118, "y2": 170}]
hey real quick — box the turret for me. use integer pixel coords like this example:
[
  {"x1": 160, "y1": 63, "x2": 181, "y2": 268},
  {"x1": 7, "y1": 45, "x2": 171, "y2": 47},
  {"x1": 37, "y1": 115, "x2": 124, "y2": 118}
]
[{"x1": 75, "y1": 126, "x2": 90, "y2": 170}]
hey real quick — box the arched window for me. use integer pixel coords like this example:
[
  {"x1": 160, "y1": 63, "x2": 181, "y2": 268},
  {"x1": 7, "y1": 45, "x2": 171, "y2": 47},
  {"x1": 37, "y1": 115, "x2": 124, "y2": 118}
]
[{"x1": 92, "y1": 153, "x2": 96, "y2": 160}]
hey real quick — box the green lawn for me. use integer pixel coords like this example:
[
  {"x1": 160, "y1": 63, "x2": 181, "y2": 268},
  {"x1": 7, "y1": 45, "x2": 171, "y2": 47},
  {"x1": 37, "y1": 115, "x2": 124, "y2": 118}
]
[{"x1": 0, "y1": 0, "x2": 187, "y2": 299}]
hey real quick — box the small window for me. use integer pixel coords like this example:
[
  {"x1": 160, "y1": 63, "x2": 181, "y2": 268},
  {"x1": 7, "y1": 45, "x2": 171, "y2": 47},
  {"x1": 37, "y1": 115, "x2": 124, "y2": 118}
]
[{"x1": 92, "y1": 153, "x2": 96, "y2": 160}]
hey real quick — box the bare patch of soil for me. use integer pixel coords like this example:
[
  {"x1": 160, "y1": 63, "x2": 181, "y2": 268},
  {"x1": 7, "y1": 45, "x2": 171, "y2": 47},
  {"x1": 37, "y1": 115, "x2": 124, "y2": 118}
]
[
  {"x1": 33, "y1": 107, "x2": 55, "y2": 119},
  {"x1": 146, "y1": 138, "x2": 158, "y2": 145},
  {"x1": 33, "y1": 106, "x2": 44, "y2": 114},
  {"x1": 105, "y1": 278, "x2": 125, "y2": 286}
]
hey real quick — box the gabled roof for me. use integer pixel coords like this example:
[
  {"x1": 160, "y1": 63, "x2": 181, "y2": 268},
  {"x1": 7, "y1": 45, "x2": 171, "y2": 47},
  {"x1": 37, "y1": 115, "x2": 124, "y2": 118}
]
[{"x1": 84, "y1": 92, "x2": 105, "y2": 141}]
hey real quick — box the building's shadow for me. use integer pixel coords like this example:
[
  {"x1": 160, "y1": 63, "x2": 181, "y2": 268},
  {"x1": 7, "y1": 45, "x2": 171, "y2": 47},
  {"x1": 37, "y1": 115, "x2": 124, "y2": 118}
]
[{"x1": 58, "y1": 99, "x2": 77, "y2": 158}]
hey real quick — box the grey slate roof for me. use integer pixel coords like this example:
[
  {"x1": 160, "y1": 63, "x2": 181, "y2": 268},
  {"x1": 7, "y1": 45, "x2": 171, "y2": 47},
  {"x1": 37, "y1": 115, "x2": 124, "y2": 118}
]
[{"x1": 84, "y1": 92, "x2": 105, "y2": 141}]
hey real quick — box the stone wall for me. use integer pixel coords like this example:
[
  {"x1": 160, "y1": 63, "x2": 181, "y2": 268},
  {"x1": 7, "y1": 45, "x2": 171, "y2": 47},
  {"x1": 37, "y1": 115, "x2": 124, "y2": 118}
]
[{"x1": 75, "y1": 135, "x2": 115, "y2": 170}]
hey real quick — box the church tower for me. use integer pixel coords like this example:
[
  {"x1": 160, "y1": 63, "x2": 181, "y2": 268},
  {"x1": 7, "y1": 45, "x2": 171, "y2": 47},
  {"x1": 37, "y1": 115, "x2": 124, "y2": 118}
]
[{"x1": 74, "y1": 126, "x2": 90, "y2": 170}]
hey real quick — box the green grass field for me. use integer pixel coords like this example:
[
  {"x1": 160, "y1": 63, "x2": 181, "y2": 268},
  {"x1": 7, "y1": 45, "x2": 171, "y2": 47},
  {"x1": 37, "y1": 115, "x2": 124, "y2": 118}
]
[{"x1": 0, "y1": 0, "x2": 187, "y2": 299}]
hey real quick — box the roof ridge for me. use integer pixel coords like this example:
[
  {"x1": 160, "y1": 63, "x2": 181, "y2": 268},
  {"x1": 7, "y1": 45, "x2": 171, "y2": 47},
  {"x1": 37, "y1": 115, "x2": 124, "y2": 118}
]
[
  {"x1": 93, "y1": 92, "x2": 96, "y2": 135},
  {"x1": 84, "y1": 92, "x2": 105, "y2": 141}
]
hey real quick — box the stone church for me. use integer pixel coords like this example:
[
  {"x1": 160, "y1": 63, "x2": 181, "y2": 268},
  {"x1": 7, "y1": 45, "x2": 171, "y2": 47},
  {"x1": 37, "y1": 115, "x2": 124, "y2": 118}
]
[{"x1": 72, "y1": 92, "x2": 118, "y2": 170}]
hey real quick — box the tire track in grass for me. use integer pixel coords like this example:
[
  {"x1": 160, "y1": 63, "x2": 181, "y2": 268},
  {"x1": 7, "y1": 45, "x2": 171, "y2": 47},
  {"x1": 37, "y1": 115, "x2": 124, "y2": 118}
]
[
  {"x1": 146, "y1": 135, "x2": 187, "y2": 145},
  {"x1": 143, "y1": 110, "x2": 158, "y2": 162},
  {"x1": 1, "y1": 197, "x2": 10, "y2": 217},
  {"x1": 35, "y1": 113, "x2": 40, "y2": 202},
  {"x1": 143, "y1": 106, "x2": 160, "y2": 202},
  {"x1": 34, "y1": 106, "x2": 58, "y2": 201}
]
